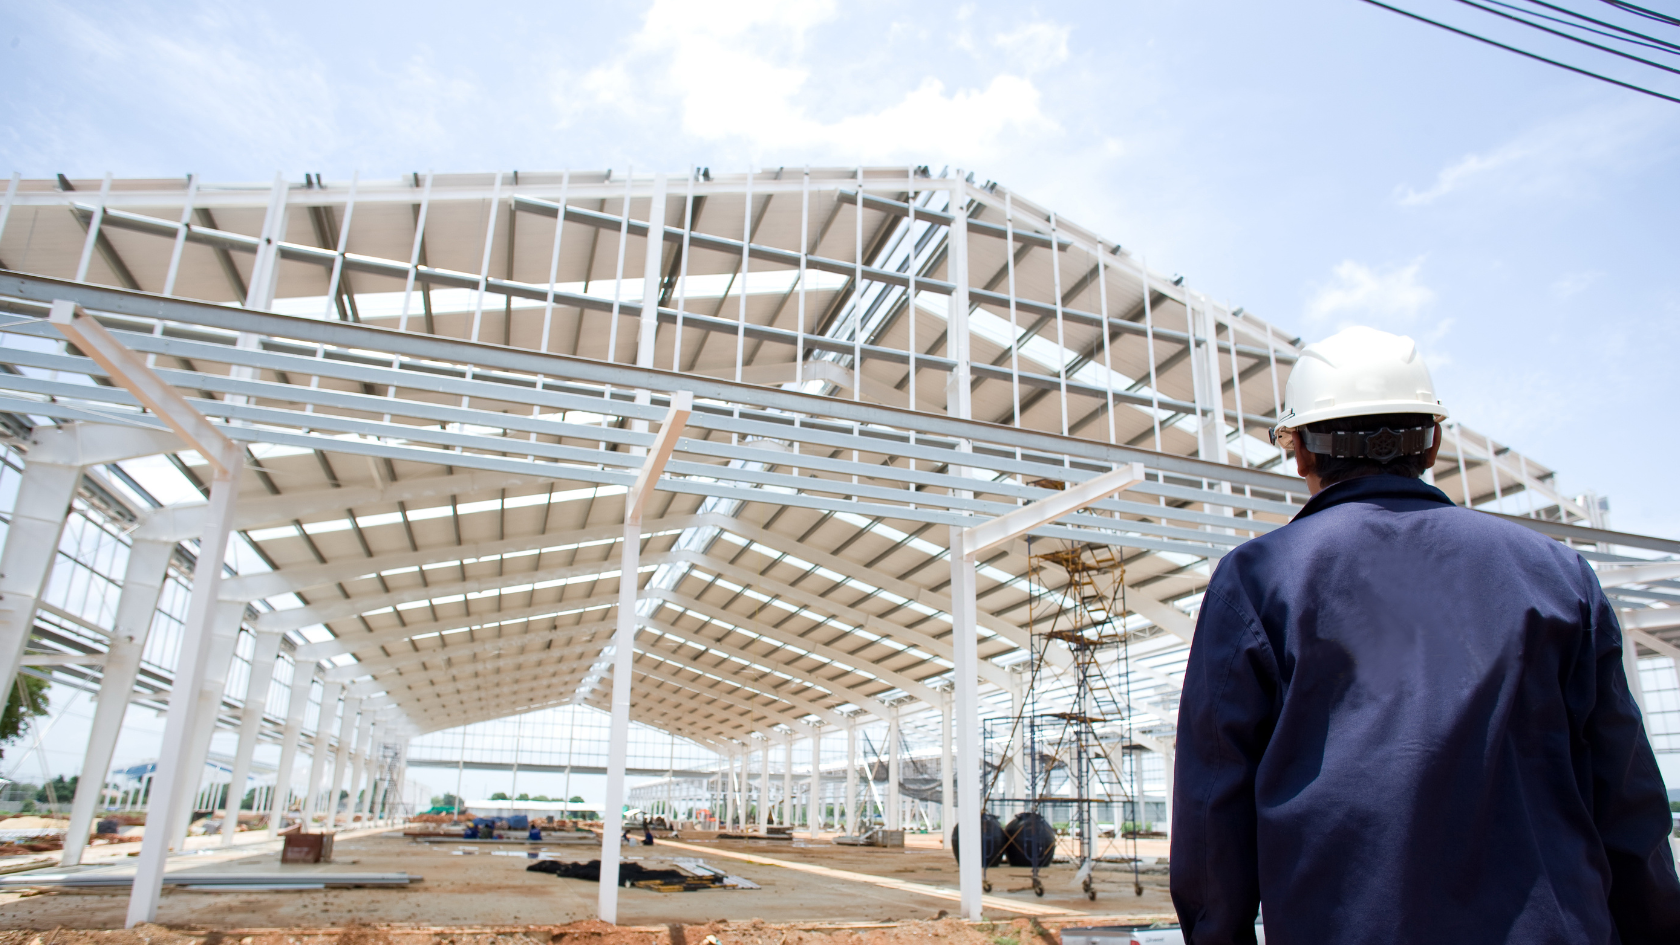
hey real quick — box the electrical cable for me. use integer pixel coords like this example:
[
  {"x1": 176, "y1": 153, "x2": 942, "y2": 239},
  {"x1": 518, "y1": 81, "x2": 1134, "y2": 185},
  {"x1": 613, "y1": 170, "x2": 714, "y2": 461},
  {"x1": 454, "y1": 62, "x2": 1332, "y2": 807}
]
[
  {"x1": 1497, "y1": 0, "x2": 1680, "y2": 54},
  {"x1": 1602, "y1": 0, "x2": 1680, "y2": 29},
  {"x1": 1358, "y1": 0, "x2": 1680, "y2": 103},
  {"x1": 1452, "y1": 0, "x2": 1680, "y2": 73}
]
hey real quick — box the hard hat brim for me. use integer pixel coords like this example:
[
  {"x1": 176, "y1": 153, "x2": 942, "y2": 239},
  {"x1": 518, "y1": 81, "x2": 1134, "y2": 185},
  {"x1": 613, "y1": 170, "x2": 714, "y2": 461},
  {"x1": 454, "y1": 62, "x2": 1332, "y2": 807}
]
[{"x1": 1276, "y1": 399, "x2": 1448, "y2": 434}]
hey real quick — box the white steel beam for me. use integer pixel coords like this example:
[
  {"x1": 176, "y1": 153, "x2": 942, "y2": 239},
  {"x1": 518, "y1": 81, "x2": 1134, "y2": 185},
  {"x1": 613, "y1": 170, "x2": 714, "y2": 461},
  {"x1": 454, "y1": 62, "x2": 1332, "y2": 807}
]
[
  {"x1": 224, "y1": 515, "x2": 704, "y2": 603},
  {"x1": 643, "y1": 589, "x2": 940, "y2": 706},
  {"x1": 1598, "y1": 562, "x2": 1680, "y2": 589},
  {"x1": 359, "y1": 607, "x2": 854, "y2": 732},
  {"x1": 137, "y1": 470, "x2": 546, "y2": 544},
  {"x1": 668, "y1": 551, "x2": 1024, "y2": 686},
  {"x1": 1620, "y1": 608, "x2": 1680, "y2": 633},
  {"x1": 388, "y1": 617, "x2": 845, "y2": 728}
]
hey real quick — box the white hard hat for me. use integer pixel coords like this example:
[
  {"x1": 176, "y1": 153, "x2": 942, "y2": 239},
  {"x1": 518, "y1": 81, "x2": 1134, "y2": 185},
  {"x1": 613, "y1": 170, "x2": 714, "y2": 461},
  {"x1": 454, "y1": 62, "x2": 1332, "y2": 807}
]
[{"x1": 1271, "y1": 326, "x2": 1447, "y2": 449}]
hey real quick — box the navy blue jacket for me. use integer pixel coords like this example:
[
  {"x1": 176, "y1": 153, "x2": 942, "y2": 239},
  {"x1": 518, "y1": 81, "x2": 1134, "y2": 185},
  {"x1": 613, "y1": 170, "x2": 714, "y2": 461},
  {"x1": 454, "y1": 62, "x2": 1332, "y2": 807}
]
[{"x1": 1170, "y1": 475, "x2": 1680, "y2": 944}]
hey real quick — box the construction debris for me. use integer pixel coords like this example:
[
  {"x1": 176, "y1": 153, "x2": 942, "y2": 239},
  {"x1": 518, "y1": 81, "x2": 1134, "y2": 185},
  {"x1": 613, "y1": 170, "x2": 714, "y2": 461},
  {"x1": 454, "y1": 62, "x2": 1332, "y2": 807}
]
[
  {"x1": 525, "y1": 858, "x2": 757, "y2": 892},
  {"x1": 831, "y1": 829, "x2": 903, "y2": 848}
]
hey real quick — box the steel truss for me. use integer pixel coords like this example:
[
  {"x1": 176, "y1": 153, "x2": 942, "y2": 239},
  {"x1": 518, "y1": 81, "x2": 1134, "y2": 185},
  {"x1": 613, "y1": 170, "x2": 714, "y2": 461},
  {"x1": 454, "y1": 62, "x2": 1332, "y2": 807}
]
[{"x1": 0, "y1": 168, "x2": 1670, "y2": 922}]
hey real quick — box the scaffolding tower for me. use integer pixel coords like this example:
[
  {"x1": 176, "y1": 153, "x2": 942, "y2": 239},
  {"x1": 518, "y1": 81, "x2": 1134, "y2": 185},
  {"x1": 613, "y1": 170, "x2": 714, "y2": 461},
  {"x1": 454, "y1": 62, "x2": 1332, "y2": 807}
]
[{"x1": 984, "y1": 540, "x2": 1142, "y2": 900}]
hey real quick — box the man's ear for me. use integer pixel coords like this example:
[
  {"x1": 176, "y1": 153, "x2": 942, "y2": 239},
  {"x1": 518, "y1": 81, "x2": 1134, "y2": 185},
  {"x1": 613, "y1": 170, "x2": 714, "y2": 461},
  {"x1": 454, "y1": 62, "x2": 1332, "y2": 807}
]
[{"x1": 1295, "y1": 444, "x2": 1315, "y2": 481}]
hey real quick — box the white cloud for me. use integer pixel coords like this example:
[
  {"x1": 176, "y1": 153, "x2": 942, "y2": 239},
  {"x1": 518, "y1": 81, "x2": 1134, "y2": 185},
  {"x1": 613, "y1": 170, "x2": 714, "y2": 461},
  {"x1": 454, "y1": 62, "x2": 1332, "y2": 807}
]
[
  {"x1": 1550, "y1": 270, "x2": 1600, "y2": 298},
  {"x1": 1397, "y1": 144, "x2": 1532, "y2": 207},
  {"x1": 557, "y1": 0, "x2": 1058, "y2": 161},
  {"x1": 993, "y1": 22, "x2": 1071, "y2": 72},
  {"x1": 47, "y1": 4, "x2": 341, "y2": 158},
  {"x1": 1395, "y1": 102, "x2": 1666, "y2": 207},
  {"x1": 1305, "y1": 258, "x2": 1436, "y2": 324}
]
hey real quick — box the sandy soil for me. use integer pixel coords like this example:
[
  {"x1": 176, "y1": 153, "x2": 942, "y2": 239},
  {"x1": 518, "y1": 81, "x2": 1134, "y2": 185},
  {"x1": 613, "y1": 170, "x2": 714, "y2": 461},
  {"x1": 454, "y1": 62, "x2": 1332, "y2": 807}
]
[
  {"x1": 0, "y1": 915, "x2": 1174, "y2": 945},
  {"x1": 0, "y1": 832, "x2": 1173, "y2": 931}
]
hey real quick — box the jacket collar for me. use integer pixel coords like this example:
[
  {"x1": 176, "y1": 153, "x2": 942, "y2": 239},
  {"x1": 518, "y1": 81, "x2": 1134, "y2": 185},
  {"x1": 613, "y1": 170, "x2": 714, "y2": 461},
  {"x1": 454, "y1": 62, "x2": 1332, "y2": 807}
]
[{"x1": 1293, "y1": 474, "x2": 1455, "y2": 522}]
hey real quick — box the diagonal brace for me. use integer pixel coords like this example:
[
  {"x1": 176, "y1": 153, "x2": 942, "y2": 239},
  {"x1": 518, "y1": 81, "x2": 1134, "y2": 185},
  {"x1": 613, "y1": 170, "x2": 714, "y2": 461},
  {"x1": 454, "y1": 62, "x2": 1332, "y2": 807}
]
[
  {"x1": 626, "y1": 390, "x2": 694, "y2": 526},
  {"x1": 48, "y1": 300, "x2": 240, "y2": 476},
  {"x1": 960, "y1": 462, "x2": 1147, "y2": 559}
]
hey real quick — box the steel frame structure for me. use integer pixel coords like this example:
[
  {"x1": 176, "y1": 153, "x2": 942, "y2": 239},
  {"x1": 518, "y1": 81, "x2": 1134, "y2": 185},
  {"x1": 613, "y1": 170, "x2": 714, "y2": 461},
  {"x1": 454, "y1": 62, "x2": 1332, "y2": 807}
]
[{"x1": 0, "y1": 167, "x2": 1674, "y2": 922}]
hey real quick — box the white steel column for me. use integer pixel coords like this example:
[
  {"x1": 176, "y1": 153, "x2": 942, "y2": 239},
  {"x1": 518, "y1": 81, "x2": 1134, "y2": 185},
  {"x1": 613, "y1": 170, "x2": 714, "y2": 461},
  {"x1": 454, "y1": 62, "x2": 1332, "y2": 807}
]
[
  {"x1": 0, "y1": 422, "x2": 182, "y2": 700},
  {"x1": 1160, "y1": 746, "x2": 1175, "y2": 837},
  {"x1": 782, "y1": 733, "x2": 794, "y2": 827},
  {"x1": 345, "y1": 714, "x2": 373, "y2": 825},
  {"x1": 734, "y1": 750, "x2": 745, "y2": 829},
  {"x1": 388, "y1": 737, "x2": 411, "y2": 825},
  {"x1": 46, "y1": 299, "x2": 250, "y2": 929},
  {"x1": 729, "y1": 749, "x2": 742, "y2": 823},
  {"x1": 1624, "y1": 640, "x2": 1648, "y2": 716},
  {"x1": 351, "y1": 720, "x2": 381, "y2": 823},
  {"x1": 941, "y1": 687, "x2": 954, "y2": 845},
  {"x1": 327, "y1": 696, "x2": 361, "y2": 828},
  {"x1": 845, "y1": 718, "x2": 859, "y2": 835},
  {"x1": 886, "y1": 705, "x2": 901, "y2": 831},
  {"x1": 808, "y1": 726, "x2": 823, "y2": 838},
  {"x1": 170, "y1": 601, "x2": 246, "y2": 851},
  {"x1": 636, "y1": 174, "x2": 668, "y2": 371},
  {"x1": 221, "y1": 629, "x2": 282, "y2": 846},
  {"x1": 0, "y1": 460, "x2": 82, "y2": 698},
  {"x1": 61, "y1": 537, "x2": 173, "y2": 865},
  {"x1": 758, "y1": 739, "x2": 771, "y2": 831},
  {"x1": 948, "y1": 534, "x2": 983, "y2": 920},
  {"x1": 121, "y1": 454, "x2": 241, "y2": 925},
  {"x1": 304, "y1": 681, "x2": 341, "y2": 827},
  {"x1": 361, "y1": 722, "x2": 386, "y2": 822},
  {"x1": 945, "y1": 176, "x2": 985, "y2": 921},
  {"x1": 599, "y1": 390, "x2": 691, "y2": 924},
  {"x1": 1007, "y1": 674, "x2": 1026, "y2": 800},
  {"x1": 949, "y1": 462, "x2": 1148, "y2": 915},
  {"x1": 717, "y1": 754, "x2": 728, "y2": 828},
  {"x1": 268, "y1": 660, "x2": 315, "y2": 839}
]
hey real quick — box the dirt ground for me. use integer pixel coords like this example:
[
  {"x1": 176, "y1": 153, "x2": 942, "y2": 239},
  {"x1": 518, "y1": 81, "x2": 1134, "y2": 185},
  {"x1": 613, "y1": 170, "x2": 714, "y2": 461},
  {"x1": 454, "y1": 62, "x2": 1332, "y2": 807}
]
[
  {"x1": 0, "y1": 915, "x2": 1179, "y2": 945},
  {"x1": 0, "y1": 832, "x2": 1173, "y2": 931}
]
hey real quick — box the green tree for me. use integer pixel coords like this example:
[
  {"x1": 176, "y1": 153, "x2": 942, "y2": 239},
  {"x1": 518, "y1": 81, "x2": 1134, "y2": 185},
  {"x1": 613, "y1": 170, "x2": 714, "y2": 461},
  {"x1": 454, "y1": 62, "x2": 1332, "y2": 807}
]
[
  {"x1": 516, "y1": 792, "x2": 529, "y2": 801},
  {"x1": 0, "y1": 676, "x2": 49, "y2": 758},
  {"x1": 532, "y1": 794, "x2": 551, "y2": 802},
  {"x1": 431, "y1": 793, "x2": 461, "y2": 810},
  {"x1": 569, "y1": 795, "x2": 585, "y2": 803},
  {"x1": 489, "y1": 791, "x2": 509, "y2": 801},
  {"x1": 35, "y1": 774, "x2": 76, "y2": 806}
]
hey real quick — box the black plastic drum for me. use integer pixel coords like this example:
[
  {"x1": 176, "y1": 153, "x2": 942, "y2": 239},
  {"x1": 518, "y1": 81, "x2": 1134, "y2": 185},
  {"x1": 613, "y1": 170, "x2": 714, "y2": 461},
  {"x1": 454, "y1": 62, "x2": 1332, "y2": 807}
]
[
  {"x1": 951, "y1": 811, "x2": 1006, "y2": 867},
  {"x1": 1003, "y1": 811, "x2": 1057, "y2": 867}
]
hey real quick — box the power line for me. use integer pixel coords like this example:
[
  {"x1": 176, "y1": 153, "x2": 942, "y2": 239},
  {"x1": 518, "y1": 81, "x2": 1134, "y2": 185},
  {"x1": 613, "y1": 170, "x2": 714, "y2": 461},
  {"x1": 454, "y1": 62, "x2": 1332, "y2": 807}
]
[
  {"x1": 1358, "y1": 0, "x2": 1680, "y2": 103},
  {"x1": 1602, "y1": 1, "x2": 1680, "y2": 30},
  {"x1": 1452, "y1": 0, "x2": 1680, "y2": 73},
  {"x1": 1502, "y1": 0, "x2": 1680, "y2": 54}
]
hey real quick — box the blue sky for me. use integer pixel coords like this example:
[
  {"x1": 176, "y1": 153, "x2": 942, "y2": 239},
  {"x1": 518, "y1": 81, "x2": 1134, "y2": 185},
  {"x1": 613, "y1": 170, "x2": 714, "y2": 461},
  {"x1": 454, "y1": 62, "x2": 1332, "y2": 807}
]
[{"x1": 3, "y1": 0, "x2": 1678, "y2": 536}]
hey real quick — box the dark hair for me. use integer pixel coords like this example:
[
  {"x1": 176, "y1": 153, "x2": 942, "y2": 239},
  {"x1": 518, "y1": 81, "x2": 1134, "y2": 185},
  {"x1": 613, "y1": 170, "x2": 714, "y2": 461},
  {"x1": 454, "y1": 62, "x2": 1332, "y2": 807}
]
[{"x1": 1303, "y1": 412, "x2": 1437, "y2": 486}]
